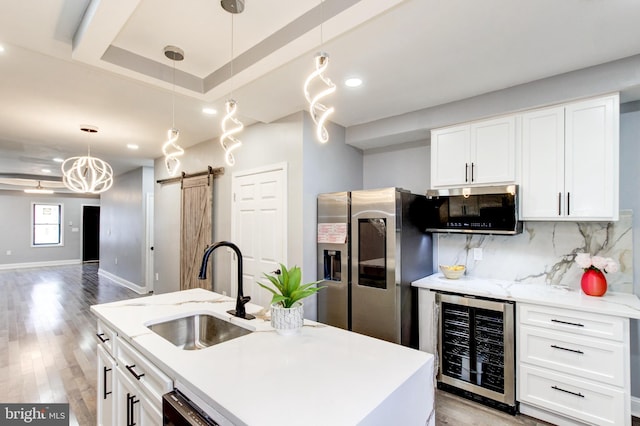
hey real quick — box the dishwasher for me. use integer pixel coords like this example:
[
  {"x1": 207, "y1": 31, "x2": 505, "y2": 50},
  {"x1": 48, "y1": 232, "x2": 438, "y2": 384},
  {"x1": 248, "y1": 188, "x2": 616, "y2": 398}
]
[
  {"x1": 163, "y1": 389, "x2": 219, "y2": 426},
  {"x1": 436, "y1": 292, "x2": 517, "y2": 414}
]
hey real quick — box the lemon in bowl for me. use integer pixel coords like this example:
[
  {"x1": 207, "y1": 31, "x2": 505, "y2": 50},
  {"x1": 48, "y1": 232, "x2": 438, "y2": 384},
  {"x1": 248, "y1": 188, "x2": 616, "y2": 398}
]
[{"x1": 439, "y1": 264, "x2": 465, "y2": 280}]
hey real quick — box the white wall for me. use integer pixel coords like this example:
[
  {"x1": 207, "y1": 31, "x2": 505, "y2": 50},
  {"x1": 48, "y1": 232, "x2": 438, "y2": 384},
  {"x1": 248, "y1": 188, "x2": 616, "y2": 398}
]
[
  {"x1": 363, "y1": 140, "x2": 430, "y2": 193},
  {"x1": 0, "y1": 190, "x2": 99, "y2": 268}
]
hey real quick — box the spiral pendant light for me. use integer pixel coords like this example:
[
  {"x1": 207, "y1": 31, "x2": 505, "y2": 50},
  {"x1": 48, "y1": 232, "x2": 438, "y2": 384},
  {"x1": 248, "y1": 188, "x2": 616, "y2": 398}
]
[
  {"x1": 220, "y1": 99, "x2": 243, "y2": 166},
  {"x1": 304, "y1": 52, "x2": 336, "y2": 143},
  {"x1": 61, "y1": 126, "x2": 113, "y2": 194},
  {"x1": 304, "y1": 0, "x2": 336, "y2": 143},
  {"x1": 219, "y1": 9, "x2": 244, "y2": 166},
  {"x1": 162, "y1": 45, "x2": 185, "y2": 176}
]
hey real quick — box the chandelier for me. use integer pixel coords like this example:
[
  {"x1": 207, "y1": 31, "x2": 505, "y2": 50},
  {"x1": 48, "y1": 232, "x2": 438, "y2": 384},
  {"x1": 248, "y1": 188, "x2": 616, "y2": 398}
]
[
  {"x1": 162, "y1": 45, "x2": 185, "y2": 176},
  {"x1": 61, "y1": 126, "x2": 113, "y2": 194},
  {"x1": 219, "y1": 7, "x2": 244, "y2": 166}
]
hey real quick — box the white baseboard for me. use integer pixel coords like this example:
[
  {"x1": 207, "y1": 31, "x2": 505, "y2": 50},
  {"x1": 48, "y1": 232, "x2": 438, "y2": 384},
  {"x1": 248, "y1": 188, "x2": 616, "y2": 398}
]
[
  {"x1": 632, "y1": 396, "x2": 640, "y2": 418},
  {"x1": 0, "y1": 259, "x2": 81, "y2": 270},
  {"x1": 98, "y1": 268, "x2": 148, "y2": 295}
]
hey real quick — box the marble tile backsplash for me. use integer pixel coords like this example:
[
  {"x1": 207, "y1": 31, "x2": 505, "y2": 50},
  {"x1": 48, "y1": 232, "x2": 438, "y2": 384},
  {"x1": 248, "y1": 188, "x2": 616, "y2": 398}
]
[{"x1": 436, "y1": 210, "x2": 633, "y2": 293}]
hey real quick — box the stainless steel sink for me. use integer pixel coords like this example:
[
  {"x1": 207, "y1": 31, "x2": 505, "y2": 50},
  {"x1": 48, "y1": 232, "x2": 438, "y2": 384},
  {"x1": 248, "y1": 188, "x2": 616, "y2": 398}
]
[{"x1": 147, "y1": 314, "x2": 251, "y2": 350}]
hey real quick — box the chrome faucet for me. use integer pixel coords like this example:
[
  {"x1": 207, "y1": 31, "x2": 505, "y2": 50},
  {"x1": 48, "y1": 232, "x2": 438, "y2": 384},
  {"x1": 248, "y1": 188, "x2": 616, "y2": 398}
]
[{"x1": 198, "y1": 241, "x2": 255, "y2": 320}]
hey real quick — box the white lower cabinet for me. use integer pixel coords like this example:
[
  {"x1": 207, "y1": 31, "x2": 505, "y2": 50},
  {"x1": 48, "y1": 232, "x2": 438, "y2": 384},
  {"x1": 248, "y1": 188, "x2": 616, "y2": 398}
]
[
  {"x1": 97, "y1": 321, "x2": 117, "y2": 426},
  {"x1": 96, "y1": 323, "x2": 173, "y2": 426},
  {"x1": 520, "y1": 364, "x2": 625, "y2": 426},
  {"x1": 97, "y1": 342, "x2": 116, "y2": 426},
  {"x1": 116, "y1": 367, "x2": 163, "y2": 426},
  {"x1": 115, "y1": 337, "x2": 172, "y2": 426},
  {"x1": 517, "y1": 303, "x2": 631, "y2": 425}
]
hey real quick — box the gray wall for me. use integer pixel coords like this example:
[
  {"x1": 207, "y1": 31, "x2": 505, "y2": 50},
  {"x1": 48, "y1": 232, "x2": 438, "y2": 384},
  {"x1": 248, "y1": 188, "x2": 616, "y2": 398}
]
[
  {"x1": 99, "y1": 166, "x2": 154, "y2": 290},
  {"x1": 363, "y1": 140, "x2": 430, "y2": 194},
  {"x1": 620, "y1": 107, "x2": 640, "y2": 397},
  {"x1": 302, "y1": 114, "x2": 363, "y2": 319},
  {"x1": 0, "y1": 191, "x2": 99, "y2": 267}
]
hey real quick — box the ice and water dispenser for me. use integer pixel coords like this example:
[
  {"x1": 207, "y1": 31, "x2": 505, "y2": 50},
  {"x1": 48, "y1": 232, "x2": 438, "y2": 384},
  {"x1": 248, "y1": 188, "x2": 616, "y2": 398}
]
[{"x1": 323, "y1": 250, "x2": 342, "y2": 281}]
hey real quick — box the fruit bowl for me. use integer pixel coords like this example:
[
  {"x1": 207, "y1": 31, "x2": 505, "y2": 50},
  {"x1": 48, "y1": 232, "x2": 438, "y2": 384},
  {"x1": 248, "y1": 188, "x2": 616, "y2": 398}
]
[{"x1": 439, "y1": 265, "x2": 465, "y2": 279}]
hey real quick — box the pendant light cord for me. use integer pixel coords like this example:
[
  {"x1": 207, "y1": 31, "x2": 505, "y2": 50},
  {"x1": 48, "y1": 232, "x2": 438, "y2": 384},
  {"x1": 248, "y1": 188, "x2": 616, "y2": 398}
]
[
  {"x1": 320, "y1": 0, "x2": 324, "y2": 48},
  {"x1": 171, "y1": 60, "x2": 176, "y2": 128},
  {"x1": 230, "y1": 14, "x2": 235, "y2": 98}
]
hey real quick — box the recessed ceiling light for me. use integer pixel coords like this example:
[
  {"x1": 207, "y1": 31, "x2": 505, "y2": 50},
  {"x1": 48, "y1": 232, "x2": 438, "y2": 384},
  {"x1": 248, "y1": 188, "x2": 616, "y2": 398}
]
[
  {"x1": 345, "y1": 77, "x2": 363, "y2": 88},
  {"x1": 202, "y1": 107, "x2": 217, "y2": 115},
  {"x1": 53, "y1": 157, "x2": 64, "y2": 163},
  {"x1": 127, "y1": 144, "x2": 139, "y2": 150},
  {"x1": 0, "y1": 45, "x2": 5, "y2": 53},
  {"x1": 41, "y1": 168, "x2": 51, "y2": 173}
]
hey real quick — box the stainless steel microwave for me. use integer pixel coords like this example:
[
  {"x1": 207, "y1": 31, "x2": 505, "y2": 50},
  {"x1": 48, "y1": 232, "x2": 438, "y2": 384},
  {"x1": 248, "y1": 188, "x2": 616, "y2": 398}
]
[{"x1": 423, "y1": 185, "x2": 522, "y2": 235}]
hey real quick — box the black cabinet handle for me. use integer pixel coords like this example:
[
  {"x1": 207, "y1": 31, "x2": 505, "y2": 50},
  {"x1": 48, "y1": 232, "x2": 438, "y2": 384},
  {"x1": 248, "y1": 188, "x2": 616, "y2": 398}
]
[
  {"x1": 96, "y1": 333, "x2": 109, "y2": 343},
  {"x1": 126, "y1": 393, "x2": 132, "y2": 426},
  {"x1": 471, "y1": 162, "x2": 475, "y2": 182},
  {"x1": 126, "y1": 393, "x2": 140, "y2": 426},
  {"x1": 131, "y1": 396, "x2": 139, "y2": 426},
  {"x1": 551, "y1": 319, "x2": 584, "y2": 327},
  {"x1": 558, "y1": 193, "x2": 562, "y2": 216},
  {"x1": 550, "y1": 344, "x2": 584, "y2": 355},
  {"x1": 103, "y1": 366, "x2": 112, "y2": 399},
  {"x1": 126, "y1": 364, "x2": 145, "y2": 380},
  {"x1": 465, "y1": 163, "x2": 469, "y2": 182},
  {"x1": 567, "y1": 192, "x2": 571, "y2": 216},
  {"x1": 551, "y1": 385, "x2": 584, "y2": 398}
]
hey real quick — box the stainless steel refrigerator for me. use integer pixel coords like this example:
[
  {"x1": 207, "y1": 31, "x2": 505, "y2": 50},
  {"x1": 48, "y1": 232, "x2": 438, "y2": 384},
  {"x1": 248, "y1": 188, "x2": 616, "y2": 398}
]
[{"x1": 316, "y1": 187, "x2": 433, "y2": 348}]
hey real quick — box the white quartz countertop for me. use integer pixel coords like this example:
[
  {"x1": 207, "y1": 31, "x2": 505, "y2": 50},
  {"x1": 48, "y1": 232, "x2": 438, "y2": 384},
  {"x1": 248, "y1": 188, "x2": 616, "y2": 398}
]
[
  {"x1": 412, "y1": 274, "x2": 640, "y2": 320},
  {"x1": 91, "y1": 288, "x2": 434, "y2": 426}
]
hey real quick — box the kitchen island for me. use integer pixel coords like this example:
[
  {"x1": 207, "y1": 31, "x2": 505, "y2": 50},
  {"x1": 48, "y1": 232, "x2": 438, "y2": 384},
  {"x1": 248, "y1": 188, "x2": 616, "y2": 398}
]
[{"x1": 91, "y1": 288, "x2": 434, "y2": 426}]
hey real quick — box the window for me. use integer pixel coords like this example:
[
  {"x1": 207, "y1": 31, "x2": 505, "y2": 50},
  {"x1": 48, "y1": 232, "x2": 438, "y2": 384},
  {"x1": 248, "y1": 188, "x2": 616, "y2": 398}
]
[{"x1": 32, "y1": 203, "x2": 63, "y2": 246}]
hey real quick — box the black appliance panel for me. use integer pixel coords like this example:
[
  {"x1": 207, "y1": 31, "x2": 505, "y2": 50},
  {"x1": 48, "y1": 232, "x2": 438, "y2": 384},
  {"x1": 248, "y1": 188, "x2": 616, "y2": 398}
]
[{"x1": 163, "y1": 390, "x2": 219, "y2": 426}]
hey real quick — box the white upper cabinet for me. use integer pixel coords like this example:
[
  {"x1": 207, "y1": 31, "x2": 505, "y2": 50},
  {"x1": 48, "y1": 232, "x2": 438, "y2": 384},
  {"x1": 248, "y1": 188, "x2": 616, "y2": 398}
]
[
  {"x1": 521, "y1": 94, "x2": 619, "y2": 221},
  {"x1": 431, "y1": 124, "x2": 470, "y2": 187},
  {"x1": 431, "y1": 115, "x2": 516, "y2": 188},
  {"x1": 520, "y1": 106, "x2": 565, "y2": 219}
]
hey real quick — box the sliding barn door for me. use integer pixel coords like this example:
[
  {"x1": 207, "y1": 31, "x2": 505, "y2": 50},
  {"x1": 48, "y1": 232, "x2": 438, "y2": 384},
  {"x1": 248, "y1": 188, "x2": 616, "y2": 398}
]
[{"x1": 181, "y1": 175, "x2": 213, "y2": 290}]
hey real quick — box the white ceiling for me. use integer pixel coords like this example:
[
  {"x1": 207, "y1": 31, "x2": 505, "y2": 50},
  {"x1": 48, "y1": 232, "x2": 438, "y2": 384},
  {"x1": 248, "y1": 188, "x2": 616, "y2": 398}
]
[{"x1": 1, "y1": 0, "x2": 640, "y2": 192}]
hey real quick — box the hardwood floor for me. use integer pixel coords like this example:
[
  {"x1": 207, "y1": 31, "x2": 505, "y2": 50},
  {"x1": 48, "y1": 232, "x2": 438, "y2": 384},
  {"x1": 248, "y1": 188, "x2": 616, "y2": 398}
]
[
  {"x1": 0, "y1": 264, "x2": 139, "y2": 425},
  {"x1": 435, "y1": 390, "x2": 551, "y2": 425},
  {"x1": 0, "y1": 264, "x2": 638, "y2": 425}
]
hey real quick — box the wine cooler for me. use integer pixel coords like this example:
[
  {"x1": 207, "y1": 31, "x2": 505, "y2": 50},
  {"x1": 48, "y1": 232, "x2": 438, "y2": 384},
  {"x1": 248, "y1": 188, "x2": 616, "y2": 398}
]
[{"x1": 436, "y1": 292, "x2": 517, "y2": 414}]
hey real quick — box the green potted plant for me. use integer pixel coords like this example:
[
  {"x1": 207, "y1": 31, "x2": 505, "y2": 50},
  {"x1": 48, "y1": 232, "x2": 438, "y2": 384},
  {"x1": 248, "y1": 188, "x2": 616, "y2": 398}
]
[{"x1": 259, "y1": 263, "x2": 325, "y2": 335}]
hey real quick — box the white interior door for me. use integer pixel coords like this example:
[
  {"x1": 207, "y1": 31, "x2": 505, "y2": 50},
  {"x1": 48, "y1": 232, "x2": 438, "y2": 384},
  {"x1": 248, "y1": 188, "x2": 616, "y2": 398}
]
[{"x1": 232, "y1": 163, "x2": 287, "y2": 308}]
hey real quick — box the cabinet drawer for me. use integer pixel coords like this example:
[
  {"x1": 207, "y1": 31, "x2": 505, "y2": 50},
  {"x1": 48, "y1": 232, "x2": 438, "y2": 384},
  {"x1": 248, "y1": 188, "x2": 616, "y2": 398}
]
[
  {"x1": 519, "y1": 325, "x2": 624, "y2": 387},
  {"x1": 519, "y1": 364, "x2": 626, "y2": 426},
  {"x1": 96, "y1": 320, "x2": 117, "y2": 355},
  {"x1": 116, "y1": 337, "x2": 172, "y2": 403},
  {"x1": 518, "y1": 304, "x2": 625, "y2": 342}
]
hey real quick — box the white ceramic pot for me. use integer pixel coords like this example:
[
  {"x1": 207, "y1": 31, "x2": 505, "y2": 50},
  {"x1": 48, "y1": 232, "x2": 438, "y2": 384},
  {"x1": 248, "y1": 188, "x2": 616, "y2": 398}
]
[{"x1": 270, "y1": 301, "x2": 304, "y2": 335}]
